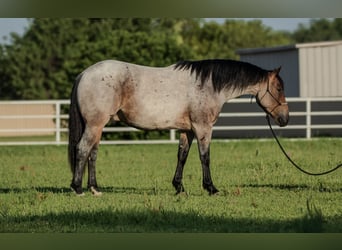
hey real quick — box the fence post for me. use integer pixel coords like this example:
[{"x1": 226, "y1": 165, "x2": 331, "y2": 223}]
[
  {"x1": 306, "y1": 98, "x2": 311, "y2": 139},
  {"x1": 55, "y1": 101, "x2": 61, "y2": 144},
  {"x1": 170, "y1": 129, "x2": 176, "y2": 142}
]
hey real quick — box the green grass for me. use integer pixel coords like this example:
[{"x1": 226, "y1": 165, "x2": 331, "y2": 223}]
[
  {"x1": 0, "y1": 139, "x2": 341, "y2": 232},
  {"x1": 0, "y1": 135, "x2": 57, "y2": 142}
]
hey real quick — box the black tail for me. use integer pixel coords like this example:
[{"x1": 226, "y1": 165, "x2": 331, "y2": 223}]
[{"x1": 68, "y1": 74, "x2": 85, "y2": 174}]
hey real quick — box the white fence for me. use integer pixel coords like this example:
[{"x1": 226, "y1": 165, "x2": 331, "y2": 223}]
[{"x1": 0, "y1": 97, "x2": 341, "y2": 145}]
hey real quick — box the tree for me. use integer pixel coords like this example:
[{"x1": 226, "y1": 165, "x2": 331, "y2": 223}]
[
  {"x1": 0, "y1": 18, "x2": 292, "y2": 100},
  {"x1": 181, "y1": 19, "x2": 292, "y2": 60},
  {"x1": 0, "y1": 18, "x2": 194, "y2": 100},
  {"x1": 292, "y1": 18, "x2": 342, "y2": 43}
]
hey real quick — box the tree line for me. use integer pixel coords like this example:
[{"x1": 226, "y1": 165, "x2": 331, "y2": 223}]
[{"x1": 1, "y1": 18, "x2": 342, "y2": 100}]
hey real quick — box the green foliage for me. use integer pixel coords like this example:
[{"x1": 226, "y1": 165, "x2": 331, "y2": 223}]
[
  {"x1": 186, "y1": 19, "x2": 292, "y2": 60},
  {"x1": 0, "y1": 18, "x2": 292, "y2": 101},
  {"x1": 0, "y1": 18, "x2": 194, "y2": 100},
  {"x1": 2, "y1": 18, "x2": 342, "y2": 101},
  {"x1": 292, "y1": 18, "x2": 342, "y2": 43},
  {"x1": 0, "y1": 140, "x2": 341, "y2": 232}
]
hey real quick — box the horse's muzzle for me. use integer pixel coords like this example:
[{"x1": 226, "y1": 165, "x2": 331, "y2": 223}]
[{"x1": 276, "y1": 112, "x2": 289, "y2": 127}]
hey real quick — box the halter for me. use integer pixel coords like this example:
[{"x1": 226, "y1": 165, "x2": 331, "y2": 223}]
[{"x1": 256, "y1": 79, "x2": 288, "y2": 116}]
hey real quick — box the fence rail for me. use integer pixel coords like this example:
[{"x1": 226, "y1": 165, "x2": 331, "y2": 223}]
[{"x1": 0, "y1": 97, "x2": 341, "y2": 145}]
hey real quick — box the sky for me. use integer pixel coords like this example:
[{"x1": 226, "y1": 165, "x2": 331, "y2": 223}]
[
  {"x1": 0, "y1": 18, "x2": 30, "y2": 44},
  {"x1": 0, "y1": 18, "x2": 314, "y2": 44}
]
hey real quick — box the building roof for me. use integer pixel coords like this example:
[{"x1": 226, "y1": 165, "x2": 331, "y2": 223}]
[{"x1": 237, "y1": 40, "x2": 342, "y2": 55}]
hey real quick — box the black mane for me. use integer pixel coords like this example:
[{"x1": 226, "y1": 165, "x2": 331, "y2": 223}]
[{"x1": 174, "y1": 59, "x2": 269, "y2": 92}]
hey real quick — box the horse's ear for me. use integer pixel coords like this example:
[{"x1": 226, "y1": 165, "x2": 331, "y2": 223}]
[{"x1": 273, "y1": 66, "x2": 281, "y2": 75}]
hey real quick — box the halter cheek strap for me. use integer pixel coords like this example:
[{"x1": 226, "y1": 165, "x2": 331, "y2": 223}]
[{"x1": 256, "y1": 80, "x2": 287, "y2": 116}]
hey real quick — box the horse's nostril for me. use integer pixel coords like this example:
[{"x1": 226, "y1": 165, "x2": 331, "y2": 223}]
[
  {"x1": 277, "y1": 117, "x2": 283, "y2": 126},
  {"x1": 277, "y1": 115, "x2": 288, "y2": 127}
]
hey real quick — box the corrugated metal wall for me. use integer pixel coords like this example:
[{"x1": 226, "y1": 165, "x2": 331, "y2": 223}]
[
  {"x1": 238, "y1": 41, "x2": 342, "y2": 98},
  {"x1": 299, "y1": 44, "x2": 342, "y2": 97}
]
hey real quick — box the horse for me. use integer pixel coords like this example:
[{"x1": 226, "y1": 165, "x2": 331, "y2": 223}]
[{"x1": 68, "y1": 59, "x2": 289, "y2": 196}]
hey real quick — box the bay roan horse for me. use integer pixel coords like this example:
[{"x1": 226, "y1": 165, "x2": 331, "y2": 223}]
[{"x1": 68, "y1": 59, "x2": 289, "y2": 196}]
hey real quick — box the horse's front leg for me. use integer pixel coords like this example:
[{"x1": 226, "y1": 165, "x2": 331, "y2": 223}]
[
  {"x1": 195, "y1": 128, "x2": 219, "y2": 195},
  {"x1": 172, "y1": 131, "x2": 194, "y2": 194}
]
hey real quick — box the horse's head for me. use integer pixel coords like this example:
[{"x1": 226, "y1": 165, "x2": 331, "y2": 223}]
[{"x1": 256, "y1": 67, "x2": 289, "y2": 127}]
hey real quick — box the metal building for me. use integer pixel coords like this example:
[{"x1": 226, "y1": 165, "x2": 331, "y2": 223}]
[{"x1": 237, "y1": 40, "x2": 342, "y2": 97}]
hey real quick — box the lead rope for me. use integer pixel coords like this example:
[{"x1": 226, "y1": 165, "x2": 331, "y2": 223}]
[{"x1": 266, "y1": 115, "x2": 342, "y2": 176}]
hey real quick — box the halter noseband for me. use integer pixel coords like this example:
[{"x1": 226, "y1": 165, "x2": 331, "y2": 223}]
[{"x1": 256, "y1": 79, "x2": 287, "y2": 116}]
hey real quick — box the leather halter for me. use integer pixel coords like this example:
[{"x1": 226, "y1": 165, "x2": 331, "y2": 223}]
[{"x1": 256, "y1": 79, "x2": 287, "y2": 116}]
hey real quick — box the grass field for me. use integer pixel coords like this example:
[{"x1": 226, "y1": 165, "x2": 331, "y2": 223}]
[{"x1": 0, "y1": 139, "x2": 341, "y2": 232}]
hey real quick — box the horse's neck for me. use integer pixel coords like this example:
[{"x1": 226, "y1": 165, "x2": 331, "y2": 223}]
[{"x1": 221, "y1": 83, "x2": 259, "y2": 101}]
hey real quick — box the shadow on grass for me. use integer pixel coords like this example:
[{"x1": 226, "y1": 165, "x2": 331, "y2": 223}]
[
  {"x1": 0, "y1": 186, "x2": 164, "y2": 195},
  {"x1": 0, "y1": 187, "x2": 72, "y2": 194},
  {"x1": 1, "y1": 206, "x2": 341, "y2": 233},
  {"x1": 1, "y1": 186, "x2": 341, "y2": 233},
  {"x1": 1, "y1": 182, "x2": 341, "y2": 195},
  {"x1": 238, "y1": 183, "x2": 342, "y2": 193}
]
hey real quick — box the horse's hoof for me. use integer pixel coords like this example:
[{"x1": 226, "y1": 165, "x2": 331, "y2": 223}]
[
  {"x1": 203, "y1": 183, "x2": 219, "y2": 195},
  {"x1": 175, "y1": 189, "x2": 188, "y2": 196},
  {"x1": 71, "y1": 188, "x2": 85, "y2": 196},
  {"x1": 90, "y1": 186, "x2": 103, "y2": 196},
  {"x1": 209, "y1": 189, "x2": 219, "y2": 196},
  {"x1": 70, "y1": 183, "x2": 84, "y2": 196},
  {"x1": 172, "y1": 180, "x2": 185, "y2": 195},
  {"x1": 209, "y1": 187, "x2": 219, "y2": 195}
]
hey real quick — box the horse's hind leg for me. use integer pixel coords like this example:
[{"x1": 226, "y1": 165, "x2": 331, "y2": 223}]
[
  {"x1": 71, "y1": 125, "x2": 103, "y2": 196},
  {"x1": 88, "y1": 142, "x2": 102, "y2": 196},
  {"x1": 172, "y1": 131, "x2": 194, "y2": 194}
]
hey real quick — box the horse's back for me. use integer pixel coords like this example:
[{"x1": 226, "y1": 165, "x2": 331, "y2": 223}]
[
  {"x1": 76, "y1": 60, "x2": 194, "y2": 130},
  {"x1": 118, "y1": 62, "x2": 193, "y2": 129}
]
